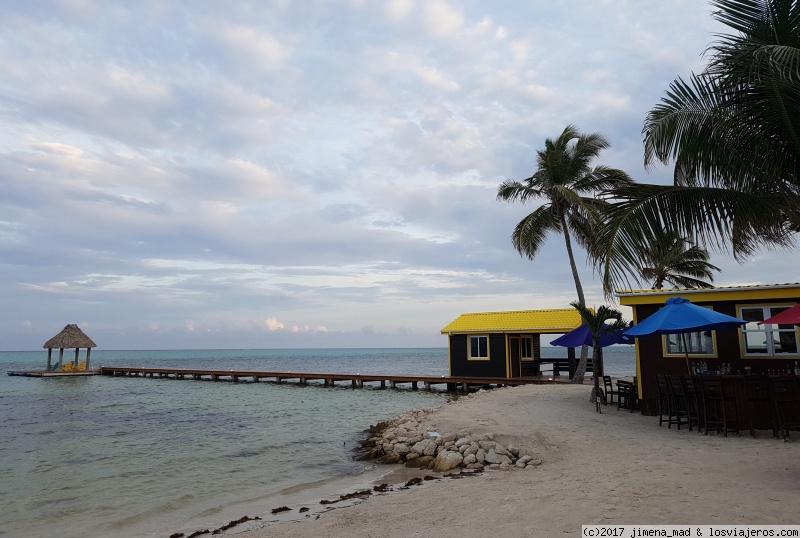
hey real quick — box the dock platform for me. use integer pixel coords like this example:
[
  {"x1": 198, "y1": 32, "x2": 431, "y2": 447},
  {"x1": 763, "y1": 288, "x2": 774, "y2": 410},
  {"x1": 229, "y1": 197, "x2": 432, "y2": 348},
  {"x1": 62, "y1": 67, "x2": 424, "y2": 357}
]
[
  {"x1": 7, "y1": 370, "x2": 99, "y2": 377},
  {"x1": 98, "y1": 366, "x2": 569, "y2": 391}
]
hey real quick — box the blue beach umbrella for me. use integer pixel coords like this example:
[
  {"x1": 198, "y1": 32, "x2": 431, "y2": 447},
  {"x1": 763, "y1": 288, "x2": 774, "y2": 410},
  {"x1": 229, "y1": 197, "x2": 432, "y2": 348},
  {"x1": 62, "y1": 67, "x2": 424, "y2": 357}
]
[
  {"x1": 623, "y1": 296, "x2": 747, "y2": 371},
  {"x1": 551, "y1": 323, "x2": 633, "y2": 348}
]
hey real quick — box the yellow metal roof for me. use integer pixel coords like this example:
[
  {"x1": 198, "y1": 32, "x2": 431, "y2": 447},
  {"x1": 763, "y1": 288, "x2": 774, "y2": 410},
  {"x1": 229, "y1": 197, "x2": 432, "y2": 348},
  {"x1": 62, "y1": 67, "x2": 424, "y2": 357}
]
[
  {"x1": 617, "y1": 282, "x2": 800, "y2": 306},
  {"x1": 440, "y1": 309, "x2": 582, "y2": 334}
]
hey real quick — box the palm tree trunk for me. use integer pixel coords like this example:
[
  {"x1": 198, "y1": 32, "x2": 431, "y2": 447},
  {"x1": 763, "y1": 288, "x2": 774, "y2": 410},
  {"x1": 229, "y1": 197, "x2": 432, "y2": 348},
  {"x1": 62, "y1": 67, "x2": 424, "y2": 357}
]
[{"x1": 560, "y1": 221, "x2": 590, "y2": 384}]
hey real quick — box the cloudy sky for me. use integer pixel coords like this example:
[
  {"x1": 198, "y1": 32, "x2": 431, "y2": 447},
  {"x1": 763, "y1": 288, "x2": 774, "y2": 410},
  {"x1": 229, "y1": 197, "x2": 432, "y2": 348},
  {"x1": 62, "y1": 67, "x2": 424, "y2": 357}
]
[{"x1": 2, "y1": 0, "x2": 796, "y2": 351}]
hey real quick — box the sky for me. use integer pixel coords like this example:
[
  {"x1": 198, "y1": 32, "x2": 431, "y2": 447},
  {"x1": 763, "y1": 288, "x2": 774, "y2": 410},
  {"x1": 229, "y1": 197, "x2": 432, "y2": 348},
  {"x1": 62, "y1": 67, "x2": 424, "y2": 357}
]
[{"x1": 2, "y1": 0, "x2": 798, "y2": 351}]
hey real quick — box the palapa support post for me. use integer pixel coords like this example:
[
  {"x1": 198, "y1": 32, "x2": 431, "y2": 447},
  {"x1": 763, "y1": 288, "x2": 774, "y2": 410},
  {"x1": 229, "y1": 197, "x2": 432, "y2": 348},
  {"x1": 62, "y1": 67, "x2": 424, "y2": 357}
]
[{"x1": 58, "y1": 348, "x2": 64, "y2": 371}]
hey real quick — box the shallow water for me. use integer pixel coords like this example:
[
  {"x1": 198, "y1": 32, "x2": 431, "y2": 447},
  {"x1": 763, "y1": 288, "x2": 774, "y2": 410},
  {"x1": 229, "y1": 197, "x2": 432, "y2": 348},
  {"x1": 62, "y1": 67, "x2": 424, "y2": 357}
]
[{"x1": 0, "y1": 347, "x2": 635, "y2": 538}]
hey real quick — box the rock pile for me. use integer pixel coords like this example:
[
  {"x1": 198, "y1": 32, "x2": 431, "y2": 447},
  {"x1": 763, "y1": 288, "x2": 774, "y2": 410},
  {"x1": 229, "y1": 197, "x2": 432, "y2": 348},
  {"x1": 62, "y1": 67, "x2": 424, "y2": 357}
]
[{"x1": 357, "y1": 408, "x2": 542, "y2": 472}]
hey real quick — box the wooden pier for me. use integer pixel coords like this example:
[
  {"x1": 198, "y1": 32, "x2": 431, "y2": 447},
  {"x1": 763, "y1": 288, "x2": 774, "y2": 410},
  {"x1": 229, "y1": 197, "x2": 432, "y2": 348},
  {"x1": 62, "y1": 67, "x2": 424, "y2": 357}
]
[{"x1": 98, "y1": 366, "x2": 566, "y2": 392}]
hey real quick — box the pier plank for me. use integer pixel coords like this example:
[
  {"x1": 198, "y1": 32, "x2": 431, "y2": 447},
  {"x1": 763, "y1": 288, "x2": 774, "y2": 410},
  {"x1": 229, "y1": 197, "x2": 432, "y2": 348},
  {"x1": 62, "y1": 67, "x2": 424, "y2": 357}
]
[{"x1": 96, "y1": 366, "x2": 566, "y2": 391}]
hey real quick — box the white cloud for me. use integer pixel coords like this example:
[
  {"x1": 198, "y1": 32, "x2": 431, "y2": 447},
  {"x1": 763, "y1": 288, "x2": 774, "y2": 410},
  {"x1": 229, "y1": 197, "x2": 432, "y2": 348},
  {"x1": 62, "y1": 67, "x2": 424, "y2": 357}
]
[
  {"x1": 263, "y1": 316, "x2": 285, "y2": 331},
  {"x1": 211, "y1": 25, "x2": 292, "y2": 73},
  {"x1": 0, "y1": 0, "x2": 784, "y2": 351},
  {"x1": 385, "y1": 0, "x2": 415, "y2": 22}
]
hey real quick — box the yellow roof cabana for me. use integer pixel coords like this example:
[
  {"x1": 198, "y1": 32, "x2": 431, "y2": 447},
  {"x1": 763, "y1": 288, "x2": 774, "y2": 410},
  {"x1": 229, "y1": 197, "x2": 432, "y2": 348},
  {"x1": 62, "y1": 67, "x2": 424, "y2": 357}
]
[
  {"x1": 440, "y1": 308, "x2": 582, "y2": 334},
  {"x1": 441, "y1": 308, "x2": 583, "y2": 378}
]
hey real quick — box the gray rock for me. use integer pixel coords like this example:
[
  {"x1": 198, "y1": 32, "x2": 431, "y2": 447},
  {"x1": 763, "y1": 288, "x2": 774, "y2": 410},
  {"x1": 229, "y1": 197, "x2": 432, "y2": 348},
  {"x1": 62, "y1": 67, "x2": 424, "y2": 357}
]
[
  {"x1": 463, "y1": 453, "x2": 477, "y2": 465},
  {"x1": 484, "y1": 449, "x2": 512, "y2": 465},
  {"x1": 527, "y1": 458, "x2": 543, "y2": 467},
  {"x1": 465, "y1": 463, "x2": 484, "y2": 470},
  {"x1": 415, "y1": 439, "x2": 438, "y2": 457},
  {"x1": 405, "y1": 452, "x2": 419, "y2": 461},
  {"x1": 393, "y1": 443, "x2": 410, "y2": 456},
  {"x1": 454, "y1": 436, "x2": 472, "y2": 448},
  {"x1": 476, "y1": 448, "x2": 486, "y2": 464},
  {"x1": 405, "y1": 455, "x2": 434, "y2": 469},
  {"x1": 463, "y1": 444, "x2": 479, "y2": 457},
  {"x1": 433, "y1": 451, "x2": 463, "y2": 472},
  {"x1": 493, "y1": 445, "x2": 510, "y2": 457},
  {"x1": 507, "y1": 445, "x2": 520, "y2": 457},
  {"x1": 442, "y1": 433, "x2": 458, "y2": 443},
  {"x1": 380, "y1": 452, "x2": 401, "y2": 464},
  {"x1": 478, "y1": 440, "x2": 496, "y2": 451}
]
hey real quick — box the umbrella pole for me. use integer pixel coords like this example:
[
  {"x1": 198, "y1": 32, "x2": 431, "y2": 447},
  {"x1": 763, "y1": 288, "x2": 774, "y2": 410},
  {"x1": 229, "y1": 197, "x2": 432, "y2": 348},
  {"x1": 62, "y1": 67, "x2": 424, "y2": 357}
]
[{"x1": 681, "y1": 333, "x2": 691, "y2": 374}]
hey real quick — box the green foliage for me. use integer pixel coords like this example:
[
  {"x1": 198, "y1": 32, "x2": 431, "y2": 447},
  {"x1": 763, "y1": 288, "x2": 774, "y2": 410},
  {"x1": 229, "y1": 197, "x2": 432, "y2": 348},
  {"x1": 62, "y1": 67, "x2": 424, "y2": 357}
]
[
  {"x1": 497, "y1": 125, "x2": 633, "y2": 306},
  {"x1": 638, "y1": 230, "x2": 721, "y2": 289},
  {"x1": 596, "y1": 0, "x2": 800, "y2": 296}
]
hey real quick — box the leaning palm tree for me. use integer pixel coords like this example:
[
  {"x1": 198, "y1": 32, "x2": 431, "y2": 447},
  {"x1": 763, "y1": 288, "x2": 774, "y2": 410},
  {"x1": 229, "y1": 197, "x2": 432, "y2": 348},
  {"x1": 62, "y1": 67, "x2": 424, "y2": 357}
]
[
  {"x1": 497, "y1": 125, "x2": 633, "y2": 383},
  {"x1": 570, "y1": 301, "x2": 629, "y2": 413},
  {"x1": 638, "y1": 230, "x2": 721, "y2": 289},
  {"x1": 595, "y1": 0, "x2": 800, "y2": 296}
]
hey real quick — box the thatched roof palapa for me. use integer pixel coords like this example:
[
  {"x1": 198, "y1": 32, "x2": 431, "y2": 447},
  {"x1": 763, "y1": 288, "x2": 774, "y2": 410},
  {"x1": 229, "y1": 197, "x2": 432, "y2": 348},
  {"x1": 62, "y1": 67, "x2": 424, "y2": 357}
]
[{"x1": 43, "y1": 324, "x2": 97, "y2": 350}]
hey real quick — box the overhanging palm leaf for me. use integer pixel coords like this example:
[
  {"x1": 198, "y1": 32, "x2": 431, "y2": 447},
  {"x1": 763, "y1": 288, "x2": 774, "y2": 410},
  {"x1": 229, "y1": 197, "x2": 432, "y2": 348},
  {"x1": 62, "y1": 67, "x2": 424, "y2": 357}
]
[
  {"x1": 600, "y1": 0, "x2": 800, "y2": 295},
  {"x1": 595, "y1": 183, "x2": 792, "y2": 296}
]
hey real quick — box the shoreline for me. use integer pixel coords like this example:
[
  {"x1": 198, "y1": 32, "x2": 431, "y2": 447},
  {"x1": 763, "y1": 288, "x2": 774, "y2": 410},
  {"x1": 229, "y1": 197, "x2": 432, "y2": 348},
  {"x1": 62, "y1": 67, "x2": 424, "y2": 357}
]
[{"x1": 231, "y1": 382, "x2": 800, "y2": 537}]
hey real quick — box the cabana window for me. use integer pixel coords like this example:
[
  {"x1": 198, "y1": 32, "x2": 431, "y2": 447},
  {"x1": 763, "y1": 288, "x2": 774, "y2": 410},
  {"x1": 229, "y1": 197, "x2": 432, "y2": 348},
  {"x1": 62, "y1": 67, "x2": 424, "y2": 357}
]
[
  {"x1": 521, "y1": 337, "x2": 533, "y2": 360},
  {"x1": 739, "y1": 305, "x2": 800, "y2": 356},
  {"x1": 664, "y1": 330, "x2": 716, "y2": 356},
  {"x1": 469, "y1": 336, "x2": 488, "y2": 360}
]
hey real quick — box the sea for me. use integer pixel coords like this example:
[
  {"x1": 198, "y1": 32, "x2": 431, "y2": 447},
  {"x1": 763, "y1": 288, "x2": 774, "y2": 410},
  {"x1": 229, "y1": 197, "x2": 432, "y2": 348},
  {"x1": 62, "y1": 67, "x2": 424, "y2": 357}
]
[{"x1": 0, "y1": 346, "x2": 635, "y2": 538}]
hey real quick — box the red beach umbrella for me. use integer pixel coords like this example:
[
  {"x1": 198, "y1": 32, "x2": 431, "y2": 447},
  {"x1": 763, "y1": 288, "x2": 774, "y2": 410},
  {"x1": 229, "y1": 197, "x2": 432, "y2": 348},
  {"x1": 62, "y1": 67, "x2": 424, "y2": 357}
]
[{"x1": 759, "y1": 303, "x2": 800, "y2": 326}]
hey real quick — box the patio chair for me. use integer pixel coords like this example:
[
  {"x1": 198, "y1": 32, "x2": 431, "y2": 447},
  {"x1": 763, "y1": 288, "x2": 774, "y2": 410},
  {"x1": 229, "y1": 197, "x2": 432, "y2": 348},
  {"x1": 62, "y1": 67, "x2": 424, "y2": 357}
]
[
  {"x1": 603, "y1": 376, "x2": 618, "y2": 405},
  {"x1": 770, "y1": 377, "x2": 800, "y2": 440},
  {"x1": 655, "y1": 373, "x2": 674, "y2": 427},
  {"x1": 666, "y1": 375, "x2": 690, "y2": 430},
  {"x1": 617, "y1": 380, "x2": 639, "y2": 412},
  {"x1": 679, "y1": 375, "x2": 701, "y2": 432},
  {"x1": 700, "y1": 376, "x2": 739, "y2": 436},
  {"x1": 743, "y1": 375, "x2": 779, "y2": 438},
  {"x1": 62, "y1": 362, "x2": 74, "y2": 372}
]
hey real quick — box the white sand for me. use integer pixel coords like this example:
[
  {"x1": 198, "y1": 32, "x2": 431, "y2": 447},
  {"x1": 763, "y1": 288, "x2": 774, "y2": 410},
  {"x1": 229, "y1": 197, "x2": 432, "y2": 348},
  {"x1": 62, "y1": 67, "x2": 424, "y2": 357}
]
[{"x1": 242, "y1": 383, "x2": 800, "y2": 537}]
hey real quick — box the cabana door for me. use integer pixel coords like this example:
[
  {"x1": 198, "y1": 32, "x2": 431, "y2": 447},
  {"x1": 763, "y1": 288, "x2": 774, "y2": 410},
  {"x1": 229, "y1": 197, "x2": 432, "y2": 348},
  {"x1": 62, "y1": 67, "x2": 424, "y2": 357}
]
[{"x1": 508, "y1": 336, "x2": 522, "y2": 377}]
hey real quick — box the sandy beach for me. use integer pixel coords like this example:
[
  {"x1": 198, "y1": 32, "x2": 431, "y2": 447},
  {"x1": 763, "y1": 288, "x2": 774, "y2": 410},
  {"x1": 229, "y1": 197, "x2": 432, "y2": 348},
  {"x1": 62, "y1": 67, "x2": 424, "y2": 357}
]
[{"x1": 240, "y1": 382, "x2": 800, "y2": 537}]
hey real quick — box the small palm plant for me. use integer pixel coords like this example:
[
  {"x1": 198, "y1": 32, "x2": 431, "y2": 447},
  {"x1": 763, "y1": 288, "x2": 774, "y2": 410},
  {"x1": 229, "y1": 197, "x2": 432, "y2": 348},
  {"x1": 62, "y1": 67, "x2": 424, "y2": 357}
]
[
  {"x1": 639, "y1": 230, "x2": 720, "y2": 289},
  {"x1": 570, "y1": 301, "x2": 629, "y2": 413}
]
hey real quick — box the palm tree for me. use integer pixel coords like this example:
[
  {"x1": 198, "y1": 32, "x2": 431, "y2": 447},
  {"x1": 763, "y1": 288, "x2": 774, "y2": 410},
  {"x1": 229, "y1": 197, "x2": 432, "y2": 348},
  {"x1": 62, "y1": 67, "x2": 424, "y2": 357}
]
[
  {"x1": 638, "y1": 230, "x2": 721, "y2": 289},
  {"x1": 595, "y1": 0, "x2": 800, "y2": 295},
  {"x1": 570, "y1": 301, "x2": 629, "y2": 413},
  {"x1": 497, "y1": 125, "x2": 633, "y2": 383}
]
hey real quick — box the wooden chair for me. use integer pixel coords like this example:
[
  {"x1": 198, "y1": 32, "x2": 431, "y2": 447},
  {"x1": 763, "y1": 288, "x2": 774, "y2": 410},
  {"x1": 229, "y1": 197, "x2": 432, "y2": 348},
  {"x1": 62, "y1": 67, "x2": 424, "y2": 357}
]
[
  {"x1": 666, "y1": 375, "x2": 690, "y2": 430},
  {"x1": 679, "y1": 375, "x2": 701, "y2": 432},
  {"x1": 603, "y1": 376, "x2": 618, "y2": 405},
  {"x1": 743, "y1": 375, "x2": 779, "y2": 438},
  {"x1": 616, "y1": 380, "x2": 639, "y2": 412},
  {"x1": 655, "y1": 373, "x2": 673, "y2": 427},
  {"x1": 700, "y1": 376, "x2": 724, "y2": 435},
  {"x1": 62, "y1": 362, "x2": 74, "y2": 372},
  {"x1": 700, "y1": 376, "x2": 739, "y2": 436},
  {"x1": 770, "y1": 377, "x2": 800, "y2": 440},
  {"x1": 75, "y1": 361, "x2": 86, "y2": 371}
]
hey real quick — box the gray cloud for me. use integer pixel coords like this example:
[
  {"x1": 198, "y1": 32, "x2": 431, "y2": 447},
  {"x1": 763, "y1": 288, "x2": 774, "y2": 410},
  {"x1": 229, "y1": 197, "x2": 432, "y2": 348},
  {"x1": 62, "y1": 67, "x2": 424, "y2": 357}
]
[{"x1": 0, "y1": 0, "x2": 788, "y2": 350}]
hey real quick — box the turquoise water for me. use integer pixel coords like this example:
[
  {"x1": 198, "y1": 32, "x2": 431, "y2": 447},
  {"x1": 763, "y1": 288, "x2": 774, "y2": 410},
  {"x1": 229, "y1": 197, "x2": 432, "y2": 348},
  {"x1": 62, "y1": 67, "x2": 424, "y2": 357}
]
[{"x1": 0, "y1": 347, "x2": 635, "y2": 538}]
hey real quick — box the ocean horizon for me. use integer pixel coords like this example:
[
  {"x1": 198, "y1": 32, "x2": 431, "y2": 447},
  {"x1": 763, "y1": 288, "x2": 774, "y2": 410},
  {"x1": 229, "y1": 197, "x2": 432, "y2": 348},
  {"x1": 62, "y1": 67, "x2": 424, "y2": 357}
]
[{"x1": 0, "y1": 347, "x2": 635, "y2": 538}]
